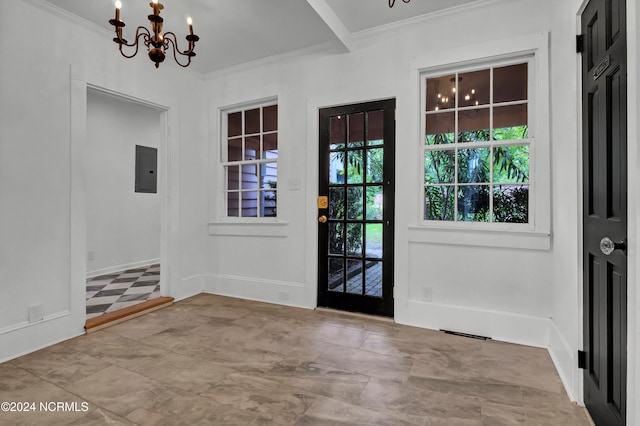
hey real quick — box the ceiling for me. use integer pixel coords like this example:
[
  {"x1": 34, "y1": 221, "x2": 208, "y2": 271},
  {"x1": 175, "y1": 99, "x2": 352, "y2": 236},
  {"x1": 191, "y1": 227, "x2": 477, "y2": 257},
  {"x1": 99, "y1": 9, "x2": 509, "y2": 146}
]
[{"x1": 41, "y1": 0, "x2": 484, "y2": 75}]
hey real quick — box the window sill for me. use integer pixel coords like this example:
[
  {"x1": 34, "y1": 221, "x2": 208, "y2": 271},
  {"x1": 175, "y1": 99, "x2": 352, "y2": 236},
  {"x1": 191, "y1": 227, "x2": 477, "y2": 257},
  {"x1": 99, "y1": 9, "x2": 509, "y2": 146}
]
[
  {"x1": 208, "y1": 221, "x2": 289, "y2": 238},
  {"x1": 408, "y1": 225, "x2": 551, "y2": 251}
]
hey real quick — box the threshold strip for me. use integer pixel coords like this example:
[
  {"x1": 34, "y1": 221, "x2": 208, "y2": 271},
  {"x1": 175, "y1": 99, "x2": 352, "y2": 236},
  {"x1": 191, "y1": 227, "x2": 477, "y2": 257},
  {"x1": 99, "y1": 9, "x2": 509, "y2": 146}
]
[{"x1": 84, "y1": 296, "x2": 174, "y2": 333}]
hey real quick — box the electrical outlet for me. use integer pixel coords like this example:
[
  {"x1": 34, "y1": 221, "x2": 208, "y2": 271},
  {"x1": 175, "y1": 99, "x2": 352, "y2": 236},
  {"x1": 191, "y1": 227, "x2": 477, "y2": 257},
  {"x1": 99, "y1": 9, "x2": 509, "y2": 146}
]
[
  {"x1": 422, "y1": 287, "x2": 433, "y2": 302},
  {"x1": 278, "y1": 291, "x2": 290, "y2": 301},
  {"x1": 87, "y1": 250, "x2": 95, "y2": 261},
  {"x1": 28, "y1": 304, "x2": 43, "y2": 323}
]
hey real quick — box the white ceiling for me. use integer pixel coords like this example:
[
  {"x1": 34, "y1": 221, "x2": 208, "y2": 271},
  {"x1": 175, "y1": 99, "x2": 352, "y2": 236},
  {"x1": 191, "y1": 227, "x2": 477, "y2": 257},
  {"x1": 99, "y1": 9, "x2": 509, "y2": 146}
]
[{"x1": 41, "y1": 0, "x2": 484, "y2": 74}]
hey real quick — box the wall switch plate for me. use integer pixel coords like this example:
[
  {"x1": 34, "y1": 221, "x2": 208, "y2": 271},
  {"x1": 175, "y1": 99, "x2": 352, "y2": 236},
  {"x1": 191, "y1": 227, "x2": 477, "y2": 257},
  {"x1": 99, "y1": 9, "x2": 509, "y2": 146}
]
[
  {"x1": 422, "y1": 287, "x2": 433, "y2": 302},
  {"x1": 28, "y1": 304, "x2": 43, "y2": 323},
  {"x1": 87, "y1": 250, "x2": 95, "y2": 261},
  {"x1": 288, "y1": 178, "x2": 301, "y2": 191}
]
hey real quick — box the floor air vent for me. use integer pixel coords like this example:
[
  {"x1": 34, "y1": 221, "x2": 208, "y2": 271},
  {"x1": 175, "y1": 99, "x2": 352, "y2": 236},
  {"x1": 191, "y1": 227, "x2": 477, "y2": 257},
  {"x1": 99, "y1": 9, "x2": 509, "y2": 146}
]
[{"x1": 441, "y1": 330, "x2": 491, "y2": 340}]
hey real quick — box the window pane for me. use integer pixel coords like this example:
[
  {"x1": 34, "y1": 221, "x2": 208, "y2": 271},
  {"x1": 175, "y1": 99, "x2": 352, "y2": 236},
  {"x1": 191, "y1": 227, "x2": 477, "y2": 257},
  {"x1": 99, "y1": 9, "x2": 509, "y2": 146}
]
[
  {"x1": 366, "y1": 148, "x2": 384, "y2": 183},
  {"x1": 365, "y1": 224, "x2": 382, "y2": 259},
  {"x1": 263, "y1": 133, "x2": 278, "y2": 159},
  {"x1": 329, "y1": 223, "x2": 345, "y2": 255},
  {"x1": 329, "y1": 187, "x2": 345, "y2": 219},
  {"x1": 261, "y1": 191, "x2": 277, "y2": 217},
  {"x1": 426, "y1": 74, "x2": 456, "y2": 111},
  {"x1": 494, "y1": 63, "x2": 528, "y2": 103},
  {"x1": 458, "y1": 69, "x2": 490, "y2": 107},
  {"x1": 367, "y1": 110, "x2": 384, "y2": 145},
  {"x1": 329, "y1": 152, "x2": 345, "y2": 184},
  {"x1": 329, "y1": 258, "x2": 344, "y2": 292},
  {"x1": 493, "y1": 184, "x2": 529, "y2": 223},
  {"x1": 493, "y1": 145, "x2": 529, "y2": 183},
  {"x1": 245, "y1": 136, "x2": 259, "y2": 160},
  {"x1": 425, "y1": 149, "x2": 455, "y2": 184},
  {"x1": 261, "y1": 162, "x2": 277, "y2": 189},
  {"x1": 241, "y1": 191, "x2": 257, "y2": 218},
  {"x1": 364, "y1": 261, "x2": 383, "y2": 297},
  {"x1": 347, "y1": 150, "x2": 364, "y2": 184},
  {"x1": 366, "y1": 186, "x2": 383, "y2": 220},
  {"x1": 226, "y1": 165, "x2": 239, "y2": 190},
  {"x1": 494, "y1": 104, "x2": 528, "y2": 140},
  {"x1": 347, "y1": 223, "x2": 363, "y2": 256},
  {"x1": 458, "y1": 108, "x2": 490, "y2": 142},
  {"x1": 244, "y1": 108, "x2": 260, "y2": 134},
  {"x1": 330, "y1": 115, "x2": 346, "y2": 149},
  {"x1": 228, "y1": 138, "x2": 242, "y2": 162},
  {"x1": 426, "y1": 112, "x2": 455, "y2": 144},
  {"x1": 425, "y1": 186, "x2": 455, "y2": 221},
  {"x1": 458, "y1": 148, "x2": 490, "y2": 183},
  {"x1": 228, "y1": 112, "x2": 242, "y2": 137},
  {"x1": 241, "y1": 164, "x2": 258, "y2": 190},
  {"x1": 347, "y1": 187, "x2": 363, "y2": 220},
  {"x1": 346, "y1": 259, "x2": 363, "y2": 295},
  {"x1": 227, "y1": 192, "x2": 239, "y2": 217},
  {"x1": 348, "y1": 113, "x2": 364, "y2": 147},
  {"x1": 457, "y1": 185, "x2": 490, "y2": 222},
  {"x1": 263, "y1": 105, "x2": 278, "y2": 132}
]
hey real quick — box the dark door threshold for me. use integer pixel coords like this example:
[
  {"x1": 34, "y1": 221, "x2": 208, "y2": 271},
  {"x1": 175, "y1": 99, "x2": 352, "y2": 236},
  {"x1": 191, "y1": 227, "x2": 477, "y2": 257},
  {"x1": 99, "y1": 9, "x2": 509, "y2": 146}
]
[{"x1": 84, "y1": 296, "x2": 174, "y2": 333}]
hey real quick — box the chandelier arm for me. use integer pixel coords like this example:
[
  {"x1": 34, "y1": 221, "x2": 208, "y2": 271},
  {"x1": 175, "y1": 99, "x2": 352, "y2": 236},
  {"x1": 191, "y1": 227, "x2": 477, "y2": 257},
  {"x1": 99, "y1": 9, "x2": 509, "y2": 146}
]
[
  {"x1": 163, "y1": 34, "x2": 193, "y2": 68},
  {"x1": 163, "y1": 32, "x2": 196, "y2": 56},
  {"x1": 117, "y1": 27, "x2": 152, "y2": 59}
]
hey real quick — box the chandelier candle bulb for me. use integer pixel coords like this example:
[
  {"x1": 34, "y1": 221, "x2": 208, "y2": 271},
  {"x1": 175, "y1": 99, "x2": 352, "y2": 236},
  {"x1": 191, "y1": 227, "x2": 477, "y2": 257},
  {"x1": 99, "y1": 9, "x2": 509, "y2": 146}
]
[
  {"x1": 187, "y1": 16, "x2": 193, "y2": 35},
  {"x1": 115, "y1": 1, "x2": 121, "y2": 21}
]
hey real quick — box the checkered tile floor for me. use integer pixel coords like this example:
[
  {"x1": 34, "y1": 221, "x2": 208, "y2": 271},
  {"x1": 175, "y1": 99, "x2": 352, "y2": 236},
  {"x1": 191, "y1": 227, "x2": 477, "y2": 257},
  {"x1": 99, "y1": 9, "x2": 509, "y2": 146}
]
[{"x1": 86, "y1": 264, "x2": 160, "y2": 319}]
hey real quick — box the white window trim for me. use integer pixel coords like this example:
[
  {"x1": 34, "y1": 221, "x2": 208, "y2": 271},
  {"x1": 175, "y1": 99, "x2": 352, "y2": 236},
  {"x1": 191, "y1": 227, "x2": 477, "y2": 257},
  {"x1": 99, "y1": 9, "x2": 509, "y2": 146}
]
[{"x1": 409, "y1": 32, "x2": 551, "y2": 250}]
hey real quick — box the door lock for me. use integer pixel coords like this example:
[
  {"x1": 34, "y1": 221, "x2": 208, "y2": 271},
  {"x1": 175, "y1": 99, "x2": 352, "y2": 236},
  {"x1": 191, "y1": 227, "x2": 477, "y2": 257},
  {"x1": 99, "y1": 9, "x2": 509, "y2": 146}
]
[{"x1": 318, "y1": 215, "x2": 328, "y2": 223}]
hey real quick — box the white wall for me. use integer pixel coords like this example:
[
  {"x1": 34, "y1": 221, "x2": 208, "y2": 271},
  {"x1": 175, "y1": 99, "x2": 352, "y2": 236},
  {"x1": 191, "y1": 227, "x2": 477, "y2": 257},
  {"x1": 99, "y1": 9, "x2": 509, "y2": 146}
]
[
  {"x1": 0, "y1": 0, "x2": 207, "y2": 362},
  {"x1": 86, "y1": 90, "x2": 161, "y2": 276}
]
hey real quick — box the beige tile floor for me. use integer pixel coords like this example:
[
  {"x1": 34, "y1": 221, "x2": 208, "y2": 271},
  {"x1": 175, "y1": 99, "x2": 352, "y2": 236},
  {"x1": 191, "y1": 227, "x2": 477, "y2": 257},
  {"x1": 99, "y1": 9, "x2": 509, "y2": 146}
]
[{"x1": 1, "y1": 294, "x2": 591, "y2": 425}]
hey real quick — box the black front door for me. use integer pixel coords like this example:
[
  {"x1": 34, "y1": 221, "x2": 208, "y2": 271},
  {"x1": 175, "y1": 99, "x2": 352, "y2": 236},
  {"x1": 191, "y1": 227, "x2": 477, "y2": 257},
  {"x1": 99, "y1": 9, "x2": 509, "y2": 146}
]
[
  {"x1": 317, "y1": 99, "x2": 395, "y2": 317},
  {"x1": 581, "y1": 0, "x2": 627, "y2": 424}
]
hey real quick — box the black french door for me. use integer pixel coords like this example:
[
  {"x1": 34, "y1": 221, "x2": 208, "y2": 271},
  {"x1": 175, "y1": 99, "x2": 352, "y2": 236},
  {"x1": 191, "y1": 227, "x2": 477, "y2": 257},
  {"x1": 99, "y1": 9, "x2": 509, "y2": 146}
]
[
  {"x1": 581, "y1": 0, "x2": 627, "y2": 424},
  {"x1": 317, "y1": 99, "x2": 395, "y2": 317}
]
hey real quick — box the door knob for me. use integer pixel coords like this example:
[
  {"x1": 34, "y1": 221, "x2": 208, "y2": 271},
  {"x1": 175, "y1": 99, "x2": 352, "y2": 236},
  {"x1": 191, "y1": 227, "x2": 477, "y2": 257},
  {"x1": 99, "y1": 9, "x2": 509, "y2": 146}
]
[
  {"x1": 318, "y1": 215, "x2": 328, "y2": 223},
  {"x1": 600, "y1": 237, "x2": 626, "y2": 256}
]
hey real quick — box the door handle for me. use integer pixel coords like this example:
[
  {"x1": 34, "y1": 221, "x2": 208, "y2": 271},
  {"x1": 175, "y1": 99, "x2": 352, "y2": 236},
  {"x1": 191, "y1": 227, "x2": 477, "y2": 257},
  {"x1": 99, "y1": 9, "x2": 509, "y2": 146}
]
[
  {"x1": 600, "y1": 237, "x2": 626, "y2": 256},
  {"x1": 318, "y1": 215, "x2": 328, "y2": 223}
]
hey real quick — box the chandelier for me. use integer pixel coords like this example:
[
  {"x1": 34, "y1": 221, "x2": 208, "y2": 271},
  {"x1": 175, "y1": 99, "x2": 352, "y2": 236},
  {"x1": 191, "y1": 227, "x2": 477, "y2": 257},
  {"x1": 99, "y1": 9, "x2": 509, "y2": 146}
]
[
  {"x1": 389, "y1": 0, "x2": 411, "y2": 7},
  {"x1": 109, "y1": 1, "x2": 199, "y2": 68}
]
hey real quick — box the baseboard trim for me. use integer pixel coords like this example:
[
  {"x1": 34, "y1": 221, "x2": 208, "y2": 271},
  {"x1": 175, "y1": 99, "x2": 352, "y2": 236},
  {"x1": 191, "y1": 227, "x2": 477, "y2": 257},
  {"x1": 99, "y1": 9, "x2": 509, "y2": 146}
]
[
  {"x1": 548, "y1": 319, "x2": 580, "y2": 403},
  {"x1": 86, "y1": 258, "x2": 160, "y2": 279},
  {"x1": 84, "y1": 296, "x2": 173, "y2": 333}
]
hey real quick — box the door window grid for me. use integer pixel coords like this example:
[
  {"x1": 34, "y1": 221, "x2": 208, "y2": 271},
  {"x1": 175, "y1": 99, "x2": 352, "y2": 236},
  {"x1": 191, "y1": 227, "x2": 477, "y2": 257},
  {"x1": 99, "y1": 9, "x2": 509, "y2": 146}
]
[
  {"x1": 422, "y1": 59, "x2": 532, "y2": 225},
  {"x1": 222, "y1": 103, "x2": 278, "y2": 218}
]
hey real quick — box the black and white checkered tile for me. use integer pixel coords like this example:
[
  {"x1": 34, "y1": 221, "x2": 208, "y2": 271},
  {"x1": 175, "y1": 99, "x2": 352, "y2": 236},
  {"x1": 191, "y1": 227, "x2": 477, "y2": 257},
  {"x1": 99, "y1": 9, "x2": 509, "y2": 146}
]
[{"x1": 86, "y1": 264, "x2": 160, "y2": 319}]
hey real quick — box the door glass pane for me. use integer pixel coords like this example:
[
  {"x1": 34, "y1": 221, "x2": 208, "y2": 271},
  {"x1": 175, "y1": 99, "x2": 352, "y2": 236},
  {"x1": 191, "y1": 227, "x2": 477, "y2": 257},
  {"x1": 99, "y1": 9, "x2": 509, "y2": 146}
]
[
  {"x1": 458, "y1": 108, "x2": 490, "y2": 142},
  {"x1": 330, "y1": 116, "x2": 346, "y2": 149},
  {"x1": 328, "y1": 258, "x2": 344, "y2": 292},
  {"x1": 366, "y1": 148, "x2": 384, "y2": 183},
  {"x1": 329, "y1": 152, "x2": 345, "y2": 185},
  {"x1": 458, "y1": 69, "x2": 490, "y2": 107},
  {"x1": 426, "y1": 74, "x2": 456, "y2": 111},
  {"x1": 457, "y1": 185, "x2": 490, "y2": 222},
  {"x1": 365, "y1": 224, "x2": 383, "y2": 259},
  {"x1": 346, "y1": 259, "x2": 362, "y2": 295},
  {"x1": 425, "y1": 186, "x2": 455, "y2": 221},
  {"x1": 366, "y1": 186, "x2": 383, "y2": 220},
  {"x1": 329, "y1": 223, "x2": 344, "y2": 255},
  {"x1": 367, "y1": 110, "x2": 384, "y2": 145},
  {"x1": 493, "y1": 184, "x2": 529, "y2": 223},
  {"x1": 347, "y1": 187, "x2": 363, "y2": 220},
  {"x1": 493, "y1": 145, "x2": 529, "y2": 183},
  {"x1": 364, "y1": 261, "x2": 383, "y2": 297},
  {"x1": 426, "y1": 112, "x2": 455, "y2": 144},
  {"x1": 425, "y1": 149, "x2": 455, "y2": 184},
  {"x1": 346, "y1": 223, "x2": 362, "y2": 256},
  {"x1": 329, "y1": 187, "x2": 345, "y2": 219},
  {"x1": 347, "y1": 150, "x2": 364, "y2": 184},
  {"x1": 494, "y1": 63, "x2": 528, "y2": 103},
  {"x1": 348, "y1": 113, "x2": 364, "y2": 147},
  {"x1": 457, "y1": 148, "x2": 490, "y2": 184}
]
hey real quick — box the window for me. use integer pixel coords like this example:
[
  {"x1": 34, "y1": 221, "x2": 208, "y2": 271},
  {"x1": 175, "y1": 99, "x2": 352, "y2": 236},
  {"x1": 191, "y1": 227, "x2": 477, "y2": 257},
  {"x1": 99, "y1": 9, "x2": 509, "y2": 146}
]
[
  {"x1": 222, "y1": 102, "x2": 278, "y2": 218},
  {"x1": 422, "y1": 58, "x2": 531, "y2": 225}
]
